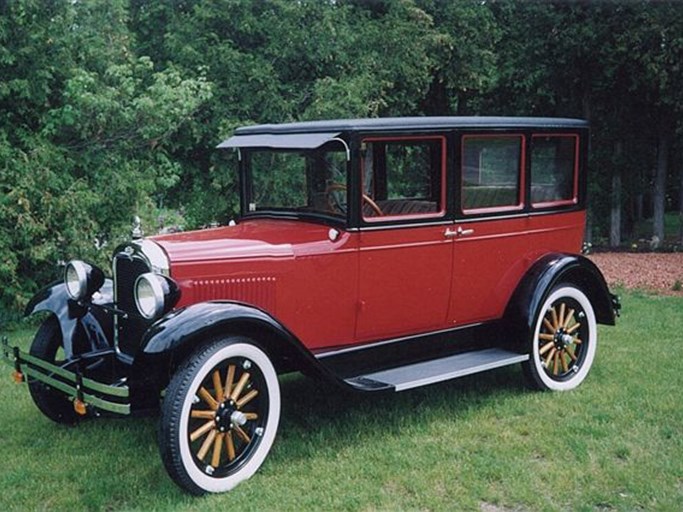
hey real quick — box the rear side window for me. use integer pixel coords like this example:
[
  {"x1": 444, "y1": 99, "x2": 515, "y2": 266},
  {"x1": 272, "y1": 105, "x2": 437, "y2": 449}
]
[
  {"x1": 461, "y1": 135, "x2": 524, "y2": 213},
  {"x1": 530, "y1": 135, "x2": 578, "y2": 207}
]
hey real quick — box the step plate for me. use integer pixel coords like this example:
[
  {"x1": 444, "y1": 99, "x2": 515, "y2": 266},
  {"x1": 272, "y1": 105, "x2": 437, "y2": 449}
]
[{"x1": 349, "y1": 348, "x2": 529, "y2": 392}]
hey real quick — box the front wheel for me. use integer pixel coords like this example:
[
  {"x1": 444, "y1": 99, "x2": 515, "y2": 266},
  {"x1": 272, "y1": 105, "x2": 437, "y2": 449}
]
[
  {"x1": 524, "y1": 285, "x2": 597, "y2": 391},
  {"x1": 158, "y1": 337, "x2": 280, "y2": 495}
]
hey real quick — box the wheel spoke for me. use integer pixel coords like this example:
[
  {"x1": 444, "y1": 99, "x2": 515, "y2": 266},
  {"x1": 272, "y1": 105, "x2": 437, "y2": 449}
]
[
  {"x1": 539, "y1": 333, "x2": 555, "y2": 342},
  {"x1": 544, "y1": 347, "x2": 557, "y2": 368},
  {"x1": 191, "y1": 409, "x2": 216, "y2": 420},
  {"x1": 234, "y1": 425, "x2": 251, "y2": 444},
  {"x1": 566, "y1": 322, "x2": 581, "y2": 335},
  {"x1": 196, "y1": 429, "x2": 217, "y2": 461},
  {"x1": 226, "y1": 431, "x2": 236, "y2": 461},
  {"x1": 574, "y1": 337, "x2": 583, "y2": 345},
  {"x1": 230, "y1": 372, "x2": 250, "y2": 402},
  {"x1": 563, "y1": 308, "x2": 575, "y2": 329},
  {"x1": 244, "y1": 412, "x2": 258, "y2": 421},
  {"x1": 212, "y1": 370, "x2": 224, "y2": 402},
  {"x1": 560, "y1": 351, "x2": 569, "y2": 373},
  {"x1": 539, "y1": 341, "x2": 554, "y2": 355},
  {"x1": 224, "y1": 364, "x2": 235, "y2": 398},
  {"x1": 198, "y1": 386, "x2": 218, "y2": 410},
  {"x1": 550, "y1": 306, "x2": 559, "y2": 330},
  {"x1": 191, "y1": 419, "x2": 216, "y2": 442},
  {"x1": 212, "y1": 432, "x2": 224, "y2": 468},
  {"x1": 543, "y1": 318, "x2": 555, "y2": 333},
  {"x1": 552, "y1": 351, "x2": 560, "y2": 375},
  {"x1": 558, "y1": 303, "x2": 566, "y2": 329},
  {"x1": 566, "y1": 345, "x2": 578, "y2": 362},
  {"x1": 236, "y1": 389, "x2": 259, "y2": 409}
]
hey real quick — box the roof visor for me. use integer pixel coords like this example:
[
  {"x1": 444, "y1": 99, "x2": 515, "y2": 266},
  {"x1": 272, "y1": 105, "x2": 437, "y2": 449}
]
[{"x1": 217, "y1": 132, "x2": 342, "y2": 150}]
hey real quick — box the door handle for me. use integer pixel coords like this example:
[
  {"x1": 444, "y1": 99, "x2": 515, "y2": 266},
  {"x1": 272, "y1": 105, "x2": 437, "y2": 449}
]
[{"x1": 444, "y1": 227, "x2": 474, "y2": 238}]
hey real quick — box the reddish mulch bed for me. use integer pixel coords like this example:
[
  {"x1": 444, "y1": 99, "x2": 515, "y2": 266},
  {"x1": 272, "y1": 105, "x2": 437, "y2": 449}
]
[{"x1": 588, "y1": 252, "x2": 683, "y2": 296}]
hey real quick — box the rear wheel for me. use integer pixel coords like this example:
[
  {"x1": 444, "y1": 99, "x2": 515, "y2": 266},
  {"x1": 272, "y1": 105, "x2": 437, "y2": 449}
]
[
  {"x1": 159, "y1": 337, "x2": 280, "y2": 495},
  {"x1": 524, "y1": 285, "x2": 597, "y2": 391},
  {"x1": 28, "y1": 316, "x2": 79, "y2": 424}
]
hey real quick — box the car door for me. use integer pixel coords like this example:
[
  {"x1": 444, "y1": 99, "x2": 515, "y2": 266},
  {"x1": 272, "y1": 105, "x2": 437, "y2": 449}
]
[
  {"x1": 449, "y1": 132, "x2": 585, "y2": 325},
  {"x1": 355, "y1": 135, "x2": 454, "y2": 342}
]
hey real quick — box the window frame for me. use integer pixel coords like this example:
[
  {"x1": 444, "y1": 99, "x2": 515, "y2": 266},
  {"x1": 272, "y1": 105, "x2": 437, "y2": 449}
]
[
  {"x1": 358, "y1": 135, "x2": 448, "y2": 224},
  {"x1": 530, "y1": 133, "x2": 580, "y2": 209},
  {"x1": 459, "y1": 134, "x2": 527, "y2": 216},
  {"x1": 239, "y1": 145, "x2": 352, "y2": 226}
]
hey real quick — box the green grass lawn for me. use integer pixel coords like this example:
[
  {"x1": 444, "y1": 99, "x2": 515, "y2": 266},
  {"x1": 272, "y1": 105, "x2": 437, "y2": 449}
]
[{"x1": 1, "y1": 292, "x2": 681, "y2": 511}]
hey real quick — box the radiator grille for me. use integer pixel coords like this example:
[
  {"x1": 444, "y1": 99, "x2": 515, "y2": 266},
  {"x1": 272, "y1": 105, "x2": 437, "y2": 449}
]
[{"x1": 114, "y1": 253, "x2": 152, "y2": 355}]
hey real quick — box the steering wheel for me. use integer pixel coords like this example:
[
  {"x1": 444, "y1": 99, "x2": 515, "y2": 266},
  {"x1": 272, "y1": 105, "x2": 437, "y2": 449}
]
[{"x1": 325, "y1": 183, "x2": 384, "y2": 217}]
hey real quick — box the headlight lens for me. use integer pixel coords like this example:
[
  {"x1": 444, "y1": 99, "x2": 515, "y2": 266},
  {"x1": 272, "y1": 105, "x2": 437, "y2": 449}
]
[
  {"x1": 64, "y1": 260, "x2": 103, "y2": 300},
  {"x1": 65, "y1": 261, "x2": 87, "y2": 299},
  {"x1": 134, "y1": 273, "x2": 179, "y2": 320},
  {"x1": 135, "y1": 273, "x2": 165, "y2": 319}
]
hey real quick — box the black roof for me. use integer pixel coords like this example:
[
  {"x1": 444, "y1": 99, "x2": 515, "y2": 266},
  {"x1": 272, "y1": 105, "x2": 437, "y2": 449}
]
[{"x1": 234, "y1": 116, "x2": 589, "y2": 135}]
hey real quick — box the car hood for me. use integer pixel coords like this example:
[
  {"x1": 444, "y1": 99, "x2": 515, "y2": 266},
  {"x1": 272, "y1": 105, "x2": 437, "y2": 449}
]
[{"x1": 150, "y1": 219, "x2": 335, "y2": 264}]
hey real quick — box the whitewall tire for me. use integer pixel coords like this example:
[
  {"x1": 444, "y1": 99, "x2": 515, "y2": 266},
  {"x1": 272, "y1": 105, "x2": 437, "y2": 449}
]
[
  {"x1": 525, "y1": 285, "x2": 597, "y2": 391},
  {"x1": 159, "y1": 337, "x2": 280, "y2": 494}
]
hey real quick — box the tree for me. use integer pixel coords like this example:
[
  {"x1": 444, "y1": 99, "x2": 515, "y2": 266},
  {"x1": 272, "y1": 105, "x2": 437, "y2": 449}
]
[{"x1": 0, "y1": 0, "x2": 211, "y2": 314}]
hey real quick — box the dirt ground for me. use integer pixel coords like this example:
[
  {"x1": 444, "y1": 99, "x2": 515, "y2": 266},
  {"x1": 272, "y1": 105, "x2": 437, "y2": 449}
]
[{"x1": 588, "y1": 252, "x2": 683, "y2": 296}]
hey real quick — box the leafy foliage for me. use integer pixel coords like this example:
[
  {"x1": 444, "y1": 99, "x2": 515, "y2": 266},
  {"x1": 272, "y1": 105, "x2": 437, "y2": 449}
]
[{"x1": 1, "y1": 0, "x2": 682, "y2": 315}]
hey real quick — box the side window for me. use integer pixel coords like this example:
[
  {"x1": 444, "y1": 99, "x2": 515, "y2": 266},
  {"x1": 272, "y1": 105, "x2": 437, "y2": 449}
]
[
  {"x1": 361, "y1": 137, "x2": 445, "y2": 220},
  {"x1": 531, "y1": 135, "x2": 578, "y2": 207},
  {"x1": 461, "y1": 135, "x2": 524, "y2": 213}
]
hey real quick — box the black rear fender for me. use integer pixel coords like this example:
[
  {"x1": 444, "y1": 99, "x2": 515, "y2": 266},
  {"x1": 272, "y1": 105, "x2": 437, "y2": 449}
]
[
  {"x1": 505, "y1": 254, "x2": 617, "y2": 347},
  {"x1": 24, "y1": 280, "x2": 114, "y2": 358}
]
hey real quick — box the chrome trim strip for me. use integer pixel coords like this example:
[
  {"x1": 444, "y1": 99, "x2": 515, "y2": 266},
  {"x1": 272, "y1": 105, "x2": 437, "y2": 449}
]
[
  {"x1": 329, "y1": 137, "x2": 351, "y2": 161},
  {"x1": 136, "y1": 239, "x2": 170, "y2": 275},
  {"x1": 347, "y1": 220, "x2": 453, "y2": 232}
]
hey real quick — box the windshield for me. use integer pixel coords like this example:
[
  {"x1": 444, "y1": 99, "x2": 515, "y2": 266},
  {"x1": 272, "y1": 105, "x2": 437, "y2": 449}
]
[{"x1": 245, "y1": 143, "x2": 348, "y2": 218}]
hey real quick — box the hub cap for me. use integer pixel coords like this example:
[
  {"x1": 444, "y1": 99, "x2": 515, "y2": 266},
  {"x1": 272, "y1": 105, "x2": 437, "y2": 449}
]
[{"x1": 537, "y1": 300, "x2": 586, "y2": 379}]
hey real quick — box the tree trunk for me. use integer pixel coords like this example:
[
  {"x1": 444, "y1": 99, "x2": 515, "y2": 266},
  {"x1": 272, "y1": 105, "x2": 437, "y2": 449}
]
[
  {"x1": 679, "y1": 159, "x2": 683, "y2": 244},
  {"x1": 585, "y1": 209, "x2": 593, "y2": 245},
  {"x1": 609, "y1": 140, "x2": 623, "y2": 247},
  {"x1": 652, "y1": 133, "x2": 669, "y2": 248}
]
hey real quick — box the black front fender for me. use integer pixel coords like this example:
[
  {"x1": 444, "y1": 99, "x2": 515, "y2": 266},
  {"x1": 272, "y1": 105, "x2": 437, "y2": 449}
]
[
  {"x1": 24, "y1": 280, "x2": 114, "y2": 358},
  {"x1": 505, "y1": 253, "x2": 617, "y2": 347},
  {"x1": 138, "y1": 301, "x2": 304, "y2": 356},
  {"x1": 137, "y1": 301, "x2": 327, "y2": 374}
]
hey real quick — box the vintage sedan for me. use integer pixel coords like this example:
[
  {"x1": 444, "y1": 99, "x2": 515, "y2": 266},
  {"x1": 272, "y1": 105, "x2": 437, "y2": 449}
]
[{"x1": 2, "y1": 117, "x2": 619, "y2": 494}]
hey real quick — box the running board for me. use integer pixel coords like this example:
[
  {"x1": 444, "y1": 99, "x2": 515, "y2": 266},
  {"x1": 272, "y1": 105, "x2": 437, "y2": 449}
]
[{"x1": 345, "y1": 348, "x2": 529, "y2": 392}]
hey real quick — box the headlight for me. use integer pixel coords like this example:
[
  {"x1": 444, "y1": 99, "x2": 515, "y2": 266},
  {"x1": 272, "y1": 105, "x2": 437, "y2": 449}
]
[
  {"x1": 134, "y1": 273, "x2": 179, "y2": 320},
  {"x1": 64, "y1": 260, "x2": 104, "y2": 301}
]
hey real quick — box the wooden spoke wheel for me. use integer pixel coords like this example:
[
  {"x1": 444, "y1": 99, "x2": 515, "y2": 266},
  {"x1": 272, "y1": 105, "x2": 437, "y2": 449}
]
[
  {"x1": 159, "y1": 338, "x2": 280, "y2": 494},
  {"x1": 524, "y1": 285, "x2": 597, "y2": 391}
]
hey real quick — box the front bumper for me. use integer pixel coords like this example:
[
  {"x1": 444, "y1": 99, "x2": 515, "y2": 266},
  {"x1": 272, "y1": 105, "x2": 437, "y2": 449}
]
[{"x1": 1, "y1": 336, "x2": 131, "y2": 415}]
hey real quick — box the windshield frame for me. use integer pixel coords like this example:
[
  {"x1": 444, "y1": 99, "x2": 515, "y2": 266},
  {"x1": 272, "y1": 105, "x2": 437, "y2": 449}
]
[{"x1": 239, "y1": 140, "x2": 351, "y2": 227}]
